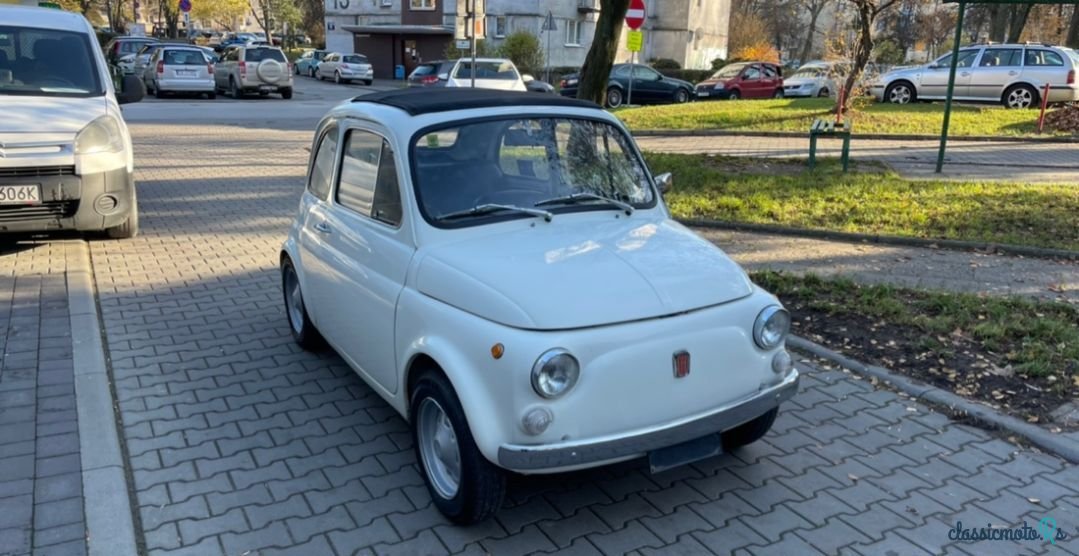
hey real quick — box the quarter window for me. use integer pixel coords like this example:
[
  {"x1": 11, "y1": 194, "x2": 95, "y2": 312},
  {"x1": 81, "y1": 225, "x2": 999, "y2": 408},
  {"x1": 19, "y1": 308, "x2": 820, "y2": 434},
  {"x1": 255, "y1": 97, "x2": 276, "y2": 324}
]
[
  {"x1": 336, "y1": 130, "x2": 402, "y2": 226},
  {"x1": 308, "y1": 126, "x2": 339, "y2": 201}
]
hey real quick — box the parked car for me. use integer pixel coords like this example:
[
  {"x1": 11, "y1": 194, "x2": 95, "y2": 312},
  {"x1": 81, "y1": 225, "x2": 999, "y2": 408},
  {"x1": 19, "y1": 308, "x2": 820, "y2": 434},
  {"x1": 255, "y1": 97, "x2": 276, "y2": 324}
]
[
  {"x1": 127, "y1": 42, "x2": 168, "y2": 78},
  {"x1": 560, "y1": 63, "x2": 694, "y2": 107},
  {"x1": 1, "y1": 4, "x2": 144, "y2": 238},
  {"x1": 872, "y1": 43, "x2": 1079, "y2": 108},
  {"x1": 295, "y1": 49, "x2": 328, "y2": 77},
  {"x1": 281, "y1": 87, "x2": 798, "y2": 524},
  {"x1": 143, "y1": 46, "x2": 215, "y2": 99},
  {"x1": 695, "y1": 62, "x2": 784, "y2": 100},
  {"x1": 408, "y1": 60, "x2": 555, "y2": 93},
  {"x1": 214, "y1": 45, "x2": 293, "y2": 99},
  {"x1": 213, "y1": 32, "x2": 256, "y2": 53},
  {"x1": 104, "y1": 35, "x2": 158, "y2": 66},
  {"x1": 783, "y1": 63, "x2": 838, "y2": 98},
  {"x1": 316, "y1": 52, "x2": 374, "y2": 85}
]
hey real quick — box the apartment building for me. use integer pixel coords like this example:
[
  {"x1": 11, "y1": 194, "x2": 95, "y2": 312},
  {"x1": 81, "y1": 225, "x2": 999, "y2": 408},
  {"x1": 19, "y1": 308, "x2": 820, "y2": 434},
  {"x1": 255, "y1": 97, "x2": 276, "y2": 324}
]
[{"x1": 324, "y1": 0, "x2": 729, "y2": 79}]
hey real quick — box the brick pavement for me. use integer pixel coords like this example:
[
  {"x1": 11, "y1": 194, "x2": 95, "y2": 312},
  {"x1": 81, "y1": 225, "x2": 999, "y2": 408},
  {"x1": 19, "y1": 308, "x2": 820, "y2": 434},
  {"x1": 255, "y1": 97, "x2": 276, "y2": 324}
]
[
  {"x1": 0, "y1": 240, "x2": 87, "y2": 556},
  {"x1": 635, "y1": 134, "x2": 1079, "y2": 182},
  {"x1": 77, "y1": 123, "x2": 1079, "y2": 555}
]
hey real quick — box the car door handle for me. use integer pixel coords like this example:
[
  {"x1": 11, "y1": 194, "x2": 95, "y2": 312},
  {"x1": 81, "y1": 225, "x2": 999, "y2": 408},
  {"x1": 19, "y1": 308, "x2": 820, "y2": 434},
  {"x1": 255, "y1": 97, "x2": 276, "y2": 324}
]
[
  {"x1": 960, "y1": 71, "x2": 970, "y2": 77},
  {"x1": 1008, "y1": 71, "x2": 1019, "y2": 76},
  {"x1": 313, "y1": 222, "x2": 332, "y2": 234}
]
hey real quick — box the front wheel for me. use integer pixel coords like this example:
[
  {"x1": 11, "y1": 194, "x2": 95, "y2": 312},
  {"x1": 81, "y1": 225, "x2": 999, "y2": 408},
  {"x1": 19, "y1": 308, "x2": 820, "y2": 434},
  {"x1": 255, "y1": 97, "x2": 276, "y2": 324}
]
[
  {"x1": 309, "y1": 67, "x2": 316, "y2": 78},
  {"x1": 281, "y1": 257, "x2": 325, "y2": 350},
  {"x1": 674, "y1": 88, "x2": 690, "y2": 103},
  {"x1": 364, "y1": 79, "x2": 373, "y2": 86},
  {"x1": 230, "y1": 78, "x2": 242, "y2": 99},
  {"x1": 606, "y1": 87, "x2": 624, "y2": 108},
  {"x1": 773, "y1": 88, "x2": 785, "y2": 99},
  {"x1": 105, "y1": 196, "x2": 138, "y2": 239},
  {"x1": 334, "y1": 71, "x2": 341, "y2": 84},
  {"x1": 1003, "y1": 84, "x2": 1038, "y2": 109},
  {"x1": 722, "y1": 408, "x2": 778, "y2": 450},
  {"x1": 885, "y1": 82, "x2": 915, "y2": 104},
  {"x1": 411, "y1": 370, "x2": 505, "y2": 525},
  {"x1": 728, "y1": 89, "x2": 741, "y2": 100}
]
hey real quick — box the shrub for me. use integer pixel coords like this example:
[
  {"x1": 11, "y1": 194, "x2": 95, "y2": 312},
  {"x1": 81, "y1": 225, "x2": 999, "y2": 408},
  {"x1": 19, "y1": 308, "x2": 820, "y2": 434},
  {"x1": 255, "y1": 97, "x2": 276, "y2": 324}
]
[
  {"x1": 710, "y1": 57, "x2": 727, "y2": 71},
  {"x1": 731, "y1": 43, "x2": 781, "y2": 64},
  {"x1": 651, "y1": 58, "x2": 681, "y2": 70},
  {"x1": 498, "y1": 31, "x2": 545, "y2": 76}
]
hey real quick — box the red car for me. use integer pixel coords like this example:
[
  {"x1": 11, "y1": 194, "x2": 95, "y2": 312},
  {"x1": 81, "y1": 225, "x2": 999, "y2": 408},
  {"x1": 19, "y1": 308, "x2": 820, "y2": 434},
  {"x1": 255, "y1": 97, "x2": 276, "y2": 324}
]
[{"x1": 695, "y1": 62, "x2": 784, "y2": 100}]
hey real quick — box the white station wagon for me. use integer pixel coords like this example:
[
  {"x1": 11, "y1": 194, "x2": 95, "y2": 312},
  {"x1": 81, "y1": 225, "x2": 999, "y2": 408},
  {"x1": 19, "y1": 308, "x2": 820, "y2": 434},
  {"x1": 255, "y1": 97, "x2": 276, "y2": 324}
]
[{"x1": 281, "y1": 89, "x2": 799, "y2": 524}]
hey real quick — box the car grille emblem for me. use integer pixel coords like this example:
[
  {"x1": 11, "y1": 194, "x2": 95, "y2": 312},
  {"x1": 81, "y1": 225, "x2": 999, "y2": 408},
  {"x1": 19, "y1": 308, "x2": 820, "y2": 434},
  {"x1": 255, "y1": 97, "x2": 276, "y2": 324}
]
[{"x1": 673, "y1": 351, "x2": 690, "y2": 378}]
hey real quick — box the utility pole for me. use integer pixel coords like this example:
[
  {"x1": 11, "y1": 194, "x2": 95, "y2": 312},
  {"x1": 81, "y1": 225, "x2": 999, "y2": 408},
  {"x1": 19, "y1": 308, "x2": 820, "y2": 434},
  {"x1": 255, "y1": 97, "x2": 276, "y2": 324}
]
[{"x1": 470, "y1": 0, "x2": 476, "y2": 88}]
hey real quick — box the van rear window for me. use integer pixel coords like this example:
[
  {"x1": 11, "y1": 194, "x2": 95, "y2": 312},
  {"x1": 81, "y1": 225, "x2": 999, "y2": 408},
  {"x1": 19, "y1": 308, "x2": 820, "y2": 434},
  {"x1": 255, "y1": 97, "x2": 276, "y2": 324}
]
[{"x1": 245, "y1": 48, "x2": 287, "y2": 63}]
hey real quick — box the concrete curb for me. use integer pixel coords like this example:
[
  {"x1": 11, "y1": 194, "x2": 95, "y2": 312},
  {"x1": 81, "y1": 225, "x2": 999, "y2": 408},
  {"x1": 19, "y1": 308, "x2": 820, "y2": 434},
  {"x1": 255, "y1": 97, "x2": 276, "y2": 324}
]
[
  {"x1": 67, "y1": 242, "x2": 138, "y2": 556},
  {"x1": 788, "y1": 335, "x2": 1079, "y2": 464},
  {"x1": 632, "y1": 128, "x2": 1079, "y2": 143},
  {"x1": 681, "y1": 218, "x2": 1079, "y2": 260}
]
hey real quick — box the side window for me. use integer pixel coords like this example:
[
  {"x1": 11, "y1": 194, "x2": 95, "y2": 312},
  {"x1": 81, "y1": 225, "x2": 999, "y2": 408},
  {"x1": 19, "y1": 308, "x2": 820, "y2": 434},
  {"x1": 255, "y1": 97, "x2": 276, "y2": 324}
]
[
  {"x1": 742, "y1": 66, "x2": 761, "y2": 80},
  {"x1": 307, "y1": 126, "x2": 338, "y2": 200},
  {"x1": 979, "y1": 49, "x2": 1022, "y2": 67},
  {"x1": 336, "y1": 130, "x2": 403, "y2": 226},
  {"x1": 1026, "y1": 50, "x2": 1064, "y2": 67},
  {"x1": 613, "y1": 65, "x2": 631, "y2": 78},
  {"x1": 763, "y1": 66, "x2": 778, "y2": 79}
]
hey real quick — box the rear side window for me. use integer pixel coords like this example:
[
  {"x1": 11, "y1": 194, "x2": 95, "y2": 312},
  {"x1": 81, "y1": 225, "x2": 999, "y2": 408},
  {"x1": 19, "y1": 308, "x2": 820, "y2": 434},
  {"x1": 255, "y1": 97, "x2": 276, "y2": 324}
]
[
  {"x1": 979, "y1": 49, "x2": 1022, "y2": 67},
  {"x1": 336, "y1": 130, "x2": 402, "y2": 226},
  {"x1": 164, "y1": 50, "x2": 205, "y2": 65},
  {"x1": 245, "y1": 48, "x2": 286, "y2": 63},
  {"x1": 411, "y1": 63, "x2": 437, "y2": 76},
  {"x1": 763, "y1": 66, "x2": 778, "y2": 79},
  {"x1": 308, "y1": 126, "x2": 338, "y2": 200},
  {"x1": 1026, "y1": 50, "x2": 1064, "y2": 67}
]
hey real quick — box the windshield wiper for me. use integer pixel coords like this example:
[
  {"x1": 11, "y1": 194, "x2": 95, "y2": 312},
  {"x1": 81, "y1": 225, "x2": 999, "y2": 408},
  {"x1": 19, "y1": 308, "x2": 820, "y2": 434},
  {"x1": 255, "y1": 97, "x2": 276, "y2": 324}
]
[
  {"x1": 534, "y1": 192, "x2": 635, "y2": 215},
  {"x1": 438, "y1": 203, "x2": 553, "y2": 222}
]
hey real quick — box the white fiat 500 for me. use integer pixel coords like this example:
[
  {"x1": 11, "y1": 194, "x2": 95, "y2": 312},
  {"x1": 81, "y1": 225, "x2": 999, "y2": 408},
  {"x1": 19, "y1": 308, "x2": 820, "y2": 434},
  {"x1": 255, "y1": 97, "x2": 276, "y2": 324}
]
[{"x1": 281, "y1": 88, "x2": 799, "y2": 524}]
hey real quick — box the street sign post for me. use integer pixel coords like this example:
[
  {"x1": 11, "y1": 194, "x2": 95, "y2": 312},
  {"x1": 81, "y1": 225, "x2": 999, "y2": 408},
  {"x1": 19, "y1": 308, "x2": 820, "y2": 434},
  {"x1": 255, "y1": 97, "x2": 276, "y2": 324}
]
[
  {"x1": 456, "y1": 0, "x2": 486, "y2": 87},
  {"x1": 178, "y1": 0, "x2": 190, "y2": 13},
  {"x1": 625, "y1": 0, "x2": 645, "y2": 106},
  {"x1": 542, "y1": 11, "x2": 557, "y2": 83}
]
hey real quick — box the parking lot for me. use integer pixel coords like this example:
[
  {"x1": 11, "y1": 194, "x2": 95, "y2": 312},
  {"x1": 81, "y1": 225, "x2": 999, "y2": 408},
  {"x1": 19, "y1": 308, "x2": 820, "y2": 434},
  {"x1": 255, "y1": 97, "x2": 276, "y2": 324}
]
[{"x1": 2, "y1": 76, "x2": 1078, "y2": 556}]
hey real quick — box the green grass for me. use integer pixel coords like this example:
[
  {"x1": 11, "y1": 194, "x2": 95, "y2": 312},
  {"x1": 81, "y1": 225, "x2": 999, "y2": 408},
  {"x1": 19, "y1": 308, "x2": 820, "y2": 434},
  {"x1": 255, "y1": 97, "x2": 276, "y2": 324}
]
[
  {"x1": 753, "y1": 271, "x2": 1079, "y2": 379},
  {"x1": 644, "y1": 154, "x2": 1079, "y2": 251},
  {"x1": 618, "y1": 98, "x2": 1060, "y2": 137}
]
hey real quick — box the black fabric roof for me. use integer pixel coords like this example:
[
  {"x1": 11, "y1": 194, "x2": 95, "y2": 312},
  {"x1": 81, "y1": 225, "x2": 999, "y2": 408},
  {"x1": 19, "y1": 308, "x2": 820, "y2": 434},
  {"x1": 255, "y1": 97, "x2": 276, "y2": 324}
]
[{"x1": 351, "y1": 88, "x2": 600, "y2": 116}]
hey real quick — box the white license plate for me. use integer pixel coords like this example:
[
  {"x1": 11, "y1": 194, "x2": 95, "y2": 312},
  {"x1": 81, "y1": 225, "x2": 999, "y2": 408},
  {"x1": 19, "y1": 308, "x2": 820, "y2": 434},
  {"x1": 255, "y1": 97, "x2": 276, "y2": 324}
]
[
  {"x1": 259, "y1": 85, "x2": 273, "y2": 92},
  {"x1": 0, "y1": 185, "x2": 41, "y2": 204},
  {"x1": 176, "y1": 70, "x2": 196, "y2": 77},
  {"x1": 698, "y1": 91, "x2": 709, "y2": 97}
]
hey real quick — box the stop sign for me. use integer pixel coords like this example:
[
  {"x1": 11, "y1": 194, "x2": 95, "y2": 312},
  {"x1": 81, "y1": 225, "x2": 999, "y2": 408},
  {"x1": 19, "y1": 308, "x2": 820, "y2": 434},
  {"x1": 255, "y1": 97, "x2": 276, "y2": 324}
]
[{"x1": 626, "y1": 0, "x2": 645, "y2": 30}]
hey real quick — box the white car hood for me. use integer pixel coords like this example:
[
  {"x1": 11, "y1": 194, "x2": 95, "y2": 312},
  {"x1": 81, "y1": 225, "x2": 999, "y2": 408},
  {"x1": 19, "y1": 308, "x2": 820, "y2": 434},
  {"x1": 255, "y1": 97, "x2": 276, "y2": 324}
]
[
  {"x1": 415, "y1": 217, "x2": 754, "y2": 330},
  {"x1": 1, "y1": 95, "x2": 106, "y2": 134}
]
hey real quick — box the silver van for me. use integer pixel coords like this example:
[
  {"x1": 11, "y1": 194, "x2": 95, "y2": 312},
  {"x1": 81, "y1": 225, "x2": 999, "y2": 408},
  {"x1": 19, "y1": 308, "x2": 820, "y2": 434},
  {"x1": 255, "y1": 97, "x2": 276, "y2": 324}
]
[{"x1": 872, "y1": 43, "x2": 1079, "y2": 108}]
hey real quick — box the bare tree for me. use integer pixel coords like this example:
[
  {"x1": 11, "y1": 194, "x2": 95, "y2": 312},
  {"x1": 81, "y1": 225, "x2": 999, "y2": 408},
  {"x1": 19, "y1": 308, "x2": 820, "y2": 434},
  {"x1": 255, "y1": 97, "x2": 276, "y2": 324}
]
[
  {"x1": 576, "y1": 0, "x2": 630, "y2": 105},
  {"x1": 841, "y1": 0, "x2": 899, "y2": 110},
  {"x1": 797, "y1": 0, "x2": 833, "y2": 65},
  {"x1": 1069, "y1": 6, "x2": 1079, "y2": 48}
]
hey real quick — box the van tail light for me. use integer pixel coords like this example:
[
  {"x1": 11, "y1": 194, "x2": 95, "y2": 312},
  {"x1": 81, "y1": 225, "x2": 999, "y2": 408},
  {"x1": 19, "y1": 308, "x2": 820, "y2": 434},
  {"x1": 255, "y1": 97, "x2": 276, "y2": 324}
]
[
  {"x1": 1069, "y1": 70, "x2": 1075, "y2": 85},
  {"x1": 156, "y1": 61, "x2": 164, "y2": 74},
  {"x1": 239, "y1": 61, "x2": 247, "y2": 78},
  {"x1": 207, "y1": 63, "x2": 215, "y2": 75}
]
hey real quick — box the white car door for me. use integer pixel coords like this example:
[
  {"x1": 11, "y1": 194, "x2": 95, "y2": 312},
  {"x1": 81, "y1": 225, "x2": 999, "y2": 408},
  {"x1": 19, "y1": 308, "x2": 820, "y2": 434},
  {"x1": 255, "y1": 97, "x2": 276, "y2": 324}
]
[
  {"x1": 296, "y1": 123, "x2": 341, "y2": 333},
  {"x1": 921, "y1": 49, "x2": 979, "y2": 98},
  {"x1": 317, "y1": 125, "x2": 413, "y2": 394}
]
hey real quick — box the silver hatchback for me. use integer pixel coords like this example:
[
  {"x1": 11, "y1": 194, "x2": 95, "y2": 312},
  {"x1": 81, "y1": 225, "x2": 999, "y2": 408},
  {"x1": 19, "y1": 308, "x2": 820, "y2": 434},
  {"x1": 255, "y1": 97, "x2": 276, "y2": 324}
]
[
  {"x1": 144, "y1": 46, "x2": 215, "y2": 99},
  {"x1": 872, "y1": 43, "x2": 1079, "y2": 108}
]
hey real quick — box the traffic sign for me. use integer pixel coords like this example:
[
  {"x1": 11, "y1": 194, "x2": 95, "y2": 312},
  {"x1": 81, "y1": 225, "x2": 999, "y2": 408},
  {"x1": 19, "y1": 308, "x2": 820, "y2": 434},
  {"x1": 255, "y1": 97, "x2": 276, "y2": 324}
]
[
  {"x1": 541, "y1": 12, "x2": 557, "y2": 32},
  {"x1": 626, "y1": 30, "x2": 642, "y2": 52},
  {"x1": 178, "y1": 0, "x2": 191, "y2": 13},
  {"x1": 625, "y1": 0, "x2": 645, "y2": 30}
]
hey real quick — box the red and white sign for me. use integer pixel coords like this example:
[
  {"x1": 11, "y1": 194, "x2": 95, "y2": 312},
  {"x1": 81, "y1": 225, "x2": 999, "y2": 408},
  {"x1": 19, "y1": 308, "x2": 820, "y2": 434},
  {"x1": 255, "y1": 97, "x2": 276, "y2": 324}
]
[{"x1": 626, "y1": 0, "x2": 645, "y2": 30}]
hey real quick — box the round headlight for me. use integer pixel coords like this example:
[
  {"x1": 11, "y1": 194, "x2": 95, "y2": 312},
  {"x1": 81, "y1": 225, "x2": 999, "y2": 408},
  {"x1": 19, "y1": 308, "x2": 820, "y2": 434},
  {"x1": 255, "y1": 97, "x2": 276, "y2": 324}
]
[
  {"x1": 753, "y1": 306, "x2": 790, "y2": 350},
  {"x1": 531, "y1": 349, "x2": 580, "y2": 399}
]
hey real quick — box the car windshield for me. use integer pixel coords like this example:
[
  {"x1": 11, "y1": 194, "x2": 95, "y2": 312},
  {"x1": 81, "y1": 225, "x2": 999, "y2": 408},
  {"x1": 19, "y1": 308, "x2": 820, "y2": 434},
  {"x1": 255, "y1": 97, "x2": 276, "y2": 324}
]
[
  {"x1": 456, "y1": 60, "x2": 518, "y2": 80},
  {"x1": 711, "y1": 64, "x2": 746, "y2": 79},
  {"x1": 413, "y1": 117, "x2": 655, "y2": 226},
  {"x1": 244, "y1": 48, "x2": 286, "y2": 62},
  {"x1": 0, "y1": 26, "x2": 103, "y2": 97},
  {"x1": 343, "y1": 55, "x2": 368, "y2": 64}
]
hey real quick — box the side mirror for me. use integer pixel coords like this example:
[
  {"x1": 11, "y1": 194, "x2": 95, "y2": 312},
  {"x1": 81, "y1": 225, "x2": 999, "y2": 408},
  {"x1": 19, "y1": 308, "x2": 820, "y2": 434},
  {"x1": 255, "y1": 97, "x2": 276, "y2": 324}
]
[
  {"x1": 116, "y1": 74, "x2": 145, "y2": 105},
  {"x1": 522, "y1": 73, "x2": 534, "y2": 82},
  {"x1": 437, "y1": 72, "x2": 449, "y2": 81},
  {"x1": 655, "y1": 172, "x2": 673, "y2": 194}
]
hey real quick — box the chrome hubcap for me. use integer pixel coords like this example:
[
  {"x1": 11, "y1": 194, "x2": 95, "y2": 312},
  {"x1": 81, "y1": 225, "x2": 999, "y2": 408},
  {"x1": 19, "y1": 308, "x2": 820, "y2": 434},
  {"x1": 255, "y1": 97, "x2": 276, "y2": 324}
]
[
  {"x1": 890, "y1": 86, "x2": 911, "y2": 104},
  {"x1": 1009, "y1": 89, "x2": 1032, "y2": 108},
  {"x1": 284, "y1": 267, "x2": 304, "y2": 334},
  {"x1": 417, "y1": 398, "x2": 461, "y2": 499}
]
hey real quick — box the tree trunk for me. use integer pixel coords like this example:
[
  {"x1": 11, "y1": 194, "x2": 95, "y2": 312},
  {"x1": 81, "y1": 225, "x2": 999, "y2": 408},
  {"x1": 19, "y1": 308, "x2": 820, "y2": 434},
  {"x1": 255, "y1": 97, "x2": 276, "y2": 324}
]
[
  {"x1": 576, "y1": 0, "x2": 631, "y2": 105},
  {"x1": 842, "y1": 2, "x2": 874, "y2": 111},
  {"x1": 1067, "y1": 6, "x2": 1079, "y2": 48},
  {"x1": 798, "y1": 4, "x2": 824, "y2": 66},
  {"x1": 1007, "y1": 5, "x2": 1033, "y2": 43},
  {"x1": 988, "y1": 6, "x2": 1007, "y2": 42}
]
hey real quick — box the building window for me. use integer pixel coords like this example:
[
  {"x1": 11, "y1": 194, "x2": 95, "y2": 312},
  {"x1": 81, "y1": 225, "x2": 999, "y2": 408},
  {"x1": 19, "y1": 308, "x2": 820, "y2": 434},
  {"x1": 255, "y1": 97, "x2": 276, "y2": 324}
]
[
  {"x1": 565, "y1": 20, "x2": 581, "y2": 46},
  {"x1": 410, "y1": 0, "x2": 435, "y2": 11},
  {"x1": 492, "y1": 16, "x2": 506, "y2": 38}
]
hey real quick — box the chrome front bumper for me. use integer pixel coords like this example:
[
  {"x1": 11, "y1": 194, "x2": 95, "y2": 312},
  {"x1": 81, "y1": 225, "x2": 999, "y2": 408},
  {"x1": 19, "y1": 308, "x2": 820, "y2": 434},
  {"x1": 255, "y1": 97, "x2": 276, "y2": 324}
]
[{"x1": 497, "y1": 370, "x2": 800, "y2": 471}]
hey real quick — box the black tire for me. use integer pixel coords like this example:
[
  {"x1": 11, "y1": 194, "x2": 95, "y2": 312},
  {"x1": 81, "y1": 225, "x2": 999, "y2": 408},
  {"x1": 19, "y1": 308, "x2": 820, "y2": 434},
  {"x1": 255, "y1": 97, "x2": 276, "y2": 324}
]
[
  {"x1": 411, "y1": 369, "x2": 505, "y2": 525},
  {"x1": 773, "y1": 88, "x2": 784, "y2": 99},
  {"x1": 884, "y1": 81, "x2": 915, "y2": 104},
  {"x1": 722, "y1": 408, "x2": 778, "y2": 450},
  {"x1": 230, "y1": 78, "x2": 242, "y2": 99},
  {"x1": 294, "y1": 64, "x2": 300, "y2": 75},
  {"x1": 818, "y1": 88, "x2": 830, "y2": 98},
  {"x1": 153, "y1": 84, "x2": 164, "y2": 99},
  {"x1": 606, "y1": 87, "x2": 624, "y2": 108},
  {"x1": 309, "y1": 67, "x2": 316, "y2": 78},
  {"x1": 334, "y1": 71, "x2": 341, "y2": 84},
  {"x1": 281, "y1": 88, "x2": 293, "y2": 99},
  {"x1": 728, "y1": 89, "x2": 741, "y2": 100},
  {"x1": 674, "y1": 88, "x2": 690, "y2": 103},
  {"x1": 105, "y1": 196, "x2": 138, "y2": 239},
  {"x1": 1003, "y1": 84, "x2": 1038, "y2": 109},
  {"x1": 281, "y1": 257, "x2": 325, "y2": 351},
  {"x1": 207, "y1": 92, "x2": 216, "y2": 100},
  {"x1": 364, "y1": 79, "x2": 373, "y2": 86}
]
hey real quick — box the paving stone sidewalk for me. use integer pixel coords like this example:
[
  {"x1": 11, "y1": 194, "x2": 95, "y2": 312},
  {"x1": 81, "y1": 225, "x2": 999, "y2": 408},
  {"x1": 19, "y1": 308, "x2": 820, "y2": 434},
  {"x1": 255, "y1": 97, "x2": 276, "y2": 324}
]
[
  {"x1": 698, "y1": 228, "x2": 1079, "y2": 303},
  {"x1": 71, "y1": 122, "x2": 1079, "y2": 555},
  {"x1": 0, "y1": 240, "x2": 87, "y2": 556},
  {"x1": 636, "y1": 134, "x2": 1079, "y2": 182}
]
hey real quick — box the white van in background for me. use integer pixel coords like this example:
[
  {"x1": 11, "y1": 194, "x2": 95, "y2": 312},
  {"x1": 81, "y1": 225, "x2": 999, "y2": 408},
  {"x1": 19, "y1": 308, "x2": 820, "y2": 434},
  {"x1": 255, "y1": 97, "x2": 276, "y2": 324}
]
[{"x1": 0, "y1": 5, "x2": 145, "y2": 238}]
